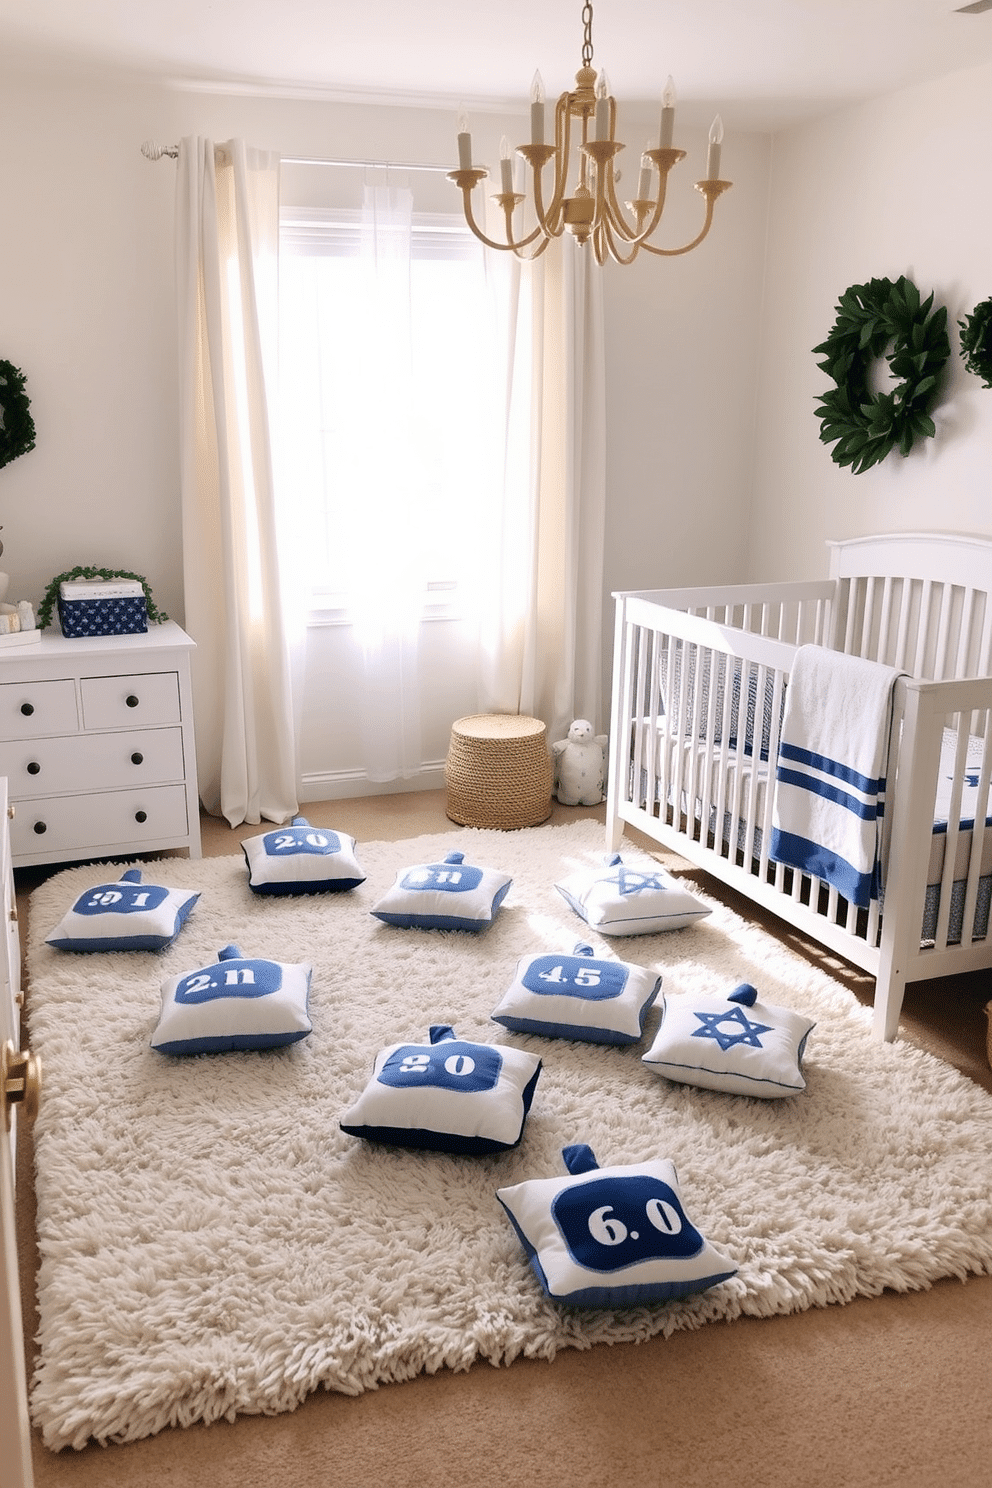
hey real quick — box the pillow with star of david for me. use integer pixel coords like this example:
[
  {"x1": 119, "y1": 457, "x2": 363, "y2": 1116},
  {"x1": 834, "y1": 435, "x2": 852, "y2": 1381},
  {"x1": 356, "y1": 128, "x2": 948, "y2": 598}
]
[
  {"x1": 496, "y1": 1142, "x2": 737, "y2": 1307},
  {"x1": 339, "y1": 1024, "x2": 543, "y2": 1154},
  {"x1": 370, "y1": 850, "x2": 512, "y2": 931},
  {"x1": 150, "y1": 943, "x2": 313, "y2": 1055},
  {"x1": 641, "y1": 982, "x2": 815, "y2": 1098},
  {"x1": 242, "y1": 816, "x2": 366, "y2": 895},
  {"x1": 554, "y1": 854, "x2": 711, "y2": 936},
  {"x1": 491, "y1": 942, "x2": 663, "y2": 1045},
  {"x1": 45, "y1": 868, "x2": 200, "y2": 952}
]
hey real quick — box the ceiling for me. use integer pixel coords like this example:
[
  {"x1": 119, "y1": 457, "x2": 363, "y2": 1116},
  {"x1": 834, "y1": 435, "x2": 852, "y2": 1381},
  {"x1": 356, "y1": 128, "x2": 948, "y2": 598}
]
[{"x1": 2, "y1": 0, "x2": 992, "y2": 130}]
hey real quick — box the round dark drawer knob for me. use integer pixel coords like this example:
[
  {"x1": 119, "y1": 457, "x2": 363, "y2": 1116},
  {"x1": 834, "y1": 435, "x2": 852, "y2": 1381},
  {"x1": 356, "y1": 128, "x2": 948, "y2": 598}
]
[
  {"x1": 126, "y1": 695, "x2": 140, "y2": 708},
  {"x1": 33, "y1": 821, "x2": 47, "y2": 835},
  {"x1": 135, "y1": 810, "x2": 148, "y2": 824},
  {"x1": 130, "y1": 752, "x2": 144, "y2": 765},
  {"x1": 19, "y1": 702, "x2": 34, "y2": 717},
  {"x1": 26, "y1": 761, "x2": 41, "y2": 776}
]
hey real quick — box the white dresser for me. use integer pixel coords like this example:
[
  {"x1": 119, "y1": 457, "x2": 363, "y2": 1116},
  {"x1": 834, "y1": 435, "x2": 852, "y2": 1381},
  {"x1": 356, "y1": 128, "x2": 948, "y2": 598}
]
[{"x1": 0, "y1": 621, "x2": 201, "y2": 869}]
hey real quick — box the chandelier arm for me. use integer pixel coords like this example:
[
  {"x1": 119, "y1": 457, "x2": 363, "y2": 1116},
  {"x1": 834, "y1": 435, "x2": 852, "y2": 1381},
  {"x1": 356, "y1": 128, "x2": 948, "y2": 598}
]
[
  {"x1": 448, "y1": 176, "x2": 548, "y2": 253},
  {"x1": 636, "y1": 180, "x2": 731, "y2": 257},
  {"x1": 600, "y1": 214, "x2": 642, "y2": 266},
  {"x1": 604, "y1": 163, "x2": 663, "y2": 246}
]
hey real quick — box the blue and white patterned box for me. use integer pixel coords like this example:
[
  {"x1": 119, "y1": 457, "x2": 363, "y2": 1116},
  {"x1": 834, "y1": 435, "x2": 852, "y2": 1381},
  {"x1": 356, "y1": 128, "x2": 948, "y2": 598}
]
[{"x1": 58, "y1": 595, "x2": 148, "y2": 637}]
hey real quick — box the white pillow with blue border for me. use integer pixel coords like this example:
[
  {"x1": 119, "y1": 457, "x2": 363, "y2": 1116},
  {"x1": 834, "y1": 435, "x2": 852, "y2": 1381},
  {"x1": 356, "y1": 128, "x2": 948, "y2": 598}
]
[
  {"x1": 496, "y1": 1143, "x2": 737, "y2": 1307},
  {"x1": 45, "y1": 868, "x2": 200, "y2": 952},
  {"x1": 242, "y1": 816, "x2": 366, "y2": 895},
  {"x1": 370, "y1": 850, "x2": 512, "y2": 931},
  {"x1": 151, "y1": 943, "x2": 313, "y2": 1055},
  {"x1": 340, "y1": 1024, "x2": 542, "y2": 1154},
  {"x1": 491, "y1": 942, "x2": 662, "y2": 1045},
  {"x1": 641, "y1": 981, "x2": 815, "y2": 1098},
  {"x1": 555, "y1": 854, "x2": 711, "y2": 935}
]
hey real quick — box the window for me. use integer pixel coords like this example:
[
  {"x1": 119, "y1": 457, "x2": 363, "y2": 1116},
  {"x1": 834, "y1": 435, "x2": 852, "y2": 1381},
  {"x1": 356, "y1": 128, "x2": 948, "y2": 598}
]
[{"x1": 278, "y1": 201, "x2": 505, "y2": 622}]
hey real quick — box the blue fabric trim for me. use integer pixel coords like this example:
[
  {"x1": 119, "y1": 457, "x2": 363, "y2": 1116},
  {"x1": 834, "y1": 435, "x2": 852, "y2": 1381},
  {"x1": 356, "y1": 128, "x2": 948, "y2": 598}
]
[
  {"x1": 778, "y1": 741, "x2": 884, "y2": 798},
  {"x1": 769, "y1": 827, "x2": 873, "y2": 907},
  {"x1": 774, "y1": 765, "x2": 881, "y2": 823},
  {"x1": 490, "y1": 1012, "x2": 642, "y2": 1045}
]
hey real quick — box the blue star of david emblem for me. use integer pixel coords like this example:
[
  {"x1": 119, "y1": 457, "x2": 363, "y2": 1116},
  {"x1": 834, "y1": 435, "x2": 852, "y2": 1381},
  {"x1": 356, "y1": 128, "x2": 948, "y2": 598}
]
[
  {"x1": 691, "y1": 1005, "x2": 773, "y2": 1050},
  {"x1": 607, "y1": 866, "x2": 669, "y2": 897}
]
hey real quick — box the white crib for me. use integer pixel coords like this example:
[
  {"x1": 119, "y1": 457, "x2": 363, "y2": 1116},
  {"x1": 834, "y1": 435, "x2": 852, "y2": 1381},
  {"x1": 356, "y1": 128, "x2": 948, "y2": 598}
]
[{"x1": 605, "y1": 532, "x2": 992, "y2": 1041}]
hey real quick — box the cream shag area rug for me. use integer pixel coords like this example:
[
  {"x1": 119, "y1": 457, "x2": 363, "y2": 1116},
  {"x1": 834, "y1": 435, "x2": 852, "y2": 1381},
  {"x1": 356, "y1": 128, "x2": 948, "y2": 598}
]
[{"x1": 27, "y1": 821, "x2": 992, "y2": 1450}]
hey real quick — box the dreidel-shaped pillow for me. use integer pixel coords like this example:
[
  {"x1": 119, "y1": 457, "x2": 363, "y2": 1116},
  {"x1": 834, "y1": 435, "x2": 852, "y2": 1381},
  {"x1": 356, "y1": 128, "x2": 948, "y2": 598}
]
[
  {"x1": 641, "y1": 981, "x2": 815, "y2": 1098},
  {"x1": 340, "y1": 1024, "x2": 542, "y2": 1154},
  {"x1": 555, "y1": 854, "x2": 711, "y2": 935},
  {"x1": 151, "y1": 943, "x2": 313, "y2": 1054},
  {"x1": 370, "y1": 850, "x2": 512, "y2": 931},
  {"x1": 45, "y1": 868, "x2": 200, "y2": 952},
  {"x1": 492, "y1": 942, "x2": 662, "y2": 1045},
  {"x1": 497, "y1": 1143, "x2": 737, "y2": 1307},
  {"x1": 242, "y1": 815, "x2": 366, "y2": 894}
]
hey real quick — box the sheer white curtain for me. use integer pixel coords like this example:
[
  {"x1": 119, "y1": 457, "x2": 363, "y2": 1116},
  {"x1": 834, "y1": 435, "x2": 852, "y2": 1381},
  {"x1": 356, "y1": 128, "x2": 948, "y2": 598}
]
[
  {"x1": 352, "y1": 185, "x2": 425, "y2": 781},
  {"x1": 176, "y1": 137, "x2": 300, "y2": 826},
  {"x1": 479, "y1": 233, "x2": 607, "y2": 745}
]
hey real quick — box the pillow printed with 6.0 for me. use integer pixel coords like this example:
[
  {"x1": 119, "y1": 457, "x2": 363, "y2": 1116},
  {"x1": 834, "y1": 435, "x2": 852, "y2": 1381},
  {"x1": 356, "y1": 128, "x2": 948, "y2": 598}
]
[
  {"x1": 555, "y1": 854, "x2": 711, "y2": 936},
  {"x1": 242, "y1": 816, "x2": 366, "y2": 895},
  {"x1": 151, "y1": 943, "x2": 313, "y2": 1055},
  {"x1": 340, "y1": 1024, "x2": 542, "y2": 1154},
  {"x1": 642, "y1": 981, "x2": 815, "y2": 1098},
  {"x1": 45, "y1": 868, "x2": 200, "y2": 952},
  {"x1": 491, "y1": 942, "x2": 662, "y2": 1045},
  {"x1": 370, "y1": 850, "x2": 512, "y2": 931},
  {"x1": 496, "y1": 1143, "x2": 737, "y2": 1307}
]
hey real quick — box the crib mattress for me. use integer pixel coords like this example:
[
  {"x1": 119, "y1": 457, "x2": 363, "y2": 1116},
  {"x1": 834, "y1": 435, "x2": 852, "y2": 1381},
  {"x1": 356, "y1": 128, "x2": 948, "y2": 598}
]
[{"x1": 639, "y1": 724, "x2": 992, "y2": 889}]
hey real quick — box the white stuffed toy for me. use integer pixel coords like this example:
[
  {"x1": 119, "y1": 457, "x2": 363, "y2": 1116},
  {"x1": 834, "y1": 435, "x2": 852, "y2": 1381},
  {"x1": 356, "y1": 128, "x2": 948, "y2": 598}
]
[{"x1": 552, "y1": 719, "x2": 609, "y2": 806}]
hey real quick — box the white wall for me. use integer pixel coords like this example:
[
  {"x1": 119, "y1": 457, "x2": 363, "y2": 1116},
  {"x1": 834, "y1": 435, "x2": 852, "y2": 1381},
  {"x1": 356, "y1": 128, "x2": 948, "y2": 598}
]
[{"x1": 748, "y1": 58, "x2": 992, "y2": 582}]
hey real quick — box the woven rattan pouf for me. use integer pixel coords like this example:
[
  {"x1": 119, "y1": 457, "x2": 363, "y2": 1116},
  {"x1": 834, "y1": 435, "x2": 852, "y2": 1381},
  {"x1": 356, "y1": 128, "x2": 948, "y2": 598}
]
[{"x1": 445, "y1": 714, "x2": 553, "y2": 829}]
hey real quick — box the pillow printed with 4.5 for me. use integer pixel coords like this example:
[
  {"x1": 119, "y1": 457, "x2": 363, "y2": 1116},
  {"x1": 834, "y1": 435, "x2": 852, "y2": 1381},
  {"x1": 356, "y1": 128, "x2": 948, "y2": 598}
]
[{"x1": 491, "y1": 942, "x2": 662, "y2": 1044}]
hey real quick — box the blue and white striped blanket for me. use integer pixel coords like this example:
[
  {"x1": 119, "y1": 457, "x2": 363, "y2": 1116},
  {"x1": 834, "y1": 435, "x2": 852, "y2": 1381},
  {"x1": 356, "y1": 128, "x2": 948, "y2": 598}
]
[{"x1": 769, "y1": 646, "x2": 905, "y2": 908}]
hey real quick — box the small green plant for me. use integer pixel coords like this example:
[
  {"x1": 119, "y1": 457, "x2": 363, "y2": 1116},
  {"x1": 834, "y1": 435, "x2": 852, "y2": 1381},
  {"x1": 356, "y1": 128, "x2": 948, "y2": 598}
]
[{"x1": 37, "y1": 566, "x2": 168, "y2": 631}]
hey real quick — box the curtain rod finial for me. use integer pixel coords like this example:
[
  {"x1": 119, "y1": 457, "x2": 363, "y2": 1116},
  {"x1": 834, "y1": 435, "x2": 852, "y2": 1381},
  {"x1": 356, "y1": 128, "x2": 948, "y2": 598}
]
[{"x1": 141, "y1": 140, "x2": 178, "y2": 161}]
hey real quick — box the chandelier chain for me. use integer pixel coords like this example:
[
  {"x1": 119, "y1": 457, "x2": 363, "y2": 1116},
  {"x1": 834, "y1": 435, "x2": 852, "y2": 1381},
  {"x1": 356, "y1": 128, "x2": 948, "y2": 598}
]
[{"x1": 581, "y1": 1, "x2": 594, "y2": 68}]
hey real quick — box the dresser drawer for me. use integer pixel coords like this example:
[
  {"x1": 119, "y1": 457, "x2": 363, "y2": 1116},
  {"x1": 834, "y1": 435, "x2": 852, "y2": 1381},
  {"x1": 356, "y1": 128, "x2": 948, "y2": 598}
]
[
  {"x1": 0, "y1": 727, "x2": 186, "y2": 798},
  {"x1": 10, "y1": 783, "x2": 190, "y2": 860},
  {"x1": 0, "y1": 679, "x2": 78, "y2": 738},
  {"x1": 80, "y1": 671, "x2": 180, "y2": 731}
]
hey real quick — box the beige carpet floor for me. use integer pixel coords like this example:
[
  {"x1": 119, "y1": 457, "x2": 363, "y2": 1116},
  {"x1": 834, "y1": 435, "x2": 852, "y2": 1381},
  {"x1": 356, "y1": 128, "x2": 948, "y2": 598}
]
[{"x1": 14, "y1": 790, "x2": 992, "y2": 1488}]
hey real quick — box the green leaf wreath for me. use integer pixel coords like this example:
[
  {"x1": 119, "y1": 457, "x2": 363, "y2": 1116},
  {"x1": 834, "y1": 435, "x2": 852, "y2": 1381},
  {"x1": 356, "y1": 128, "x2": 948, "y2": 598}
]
[
  {"x1": 812, "y1": 276, "x2": 950, "y2": 475},
  {"x1": 0, "y1": 359, "x2": 37, "y2": 470},
  {"x1": 37, "y1": 566, "x2": 168, "y2": 631},
  {"x1": 958, "y1": 296, "x2": 992, "y2": 389}
]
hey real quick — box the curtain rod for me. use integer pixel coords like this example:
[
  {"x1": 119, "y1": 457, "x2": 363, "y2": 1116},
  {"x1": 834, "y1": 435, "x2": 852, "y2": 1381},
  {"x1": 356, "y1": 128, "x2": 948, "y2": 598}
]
[{"x1": 141, "y1": 142, "x2": 451, "y2": 173}]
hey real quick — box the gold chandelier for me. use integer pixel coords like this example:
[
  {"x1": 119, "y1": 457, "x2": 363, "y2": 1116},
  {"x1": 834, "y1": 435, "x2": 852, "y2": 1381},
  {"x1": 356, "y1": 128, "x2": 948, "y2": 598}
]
[{"x1": 448, "y1": 1, "x2": 731, "y2": 266}]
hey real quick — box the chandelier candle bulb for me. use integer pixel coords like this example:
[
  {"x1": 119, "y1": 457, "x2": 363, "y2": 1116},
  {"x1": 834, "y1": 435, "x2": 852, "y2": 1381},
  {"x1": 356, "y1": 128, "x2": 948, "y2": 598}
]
[
  {"x1": 457, "y1": 111, "x2": 473, "y2": 170},
  {"x1": 660, "y1": 76, "x2": 676, "y2": 148},
  {"x1": 500, "y1": 137, "x2": 514, "y2": 194},
  {"x1": 531, "y1": 71, "x2": 546, "y2": 145},
  {"x1": 595, "y1": 75, "x2": 610, "y2": 140},
  {"x1": 637, "y1": 146, "x2": 653, "y2": 201},
  {"x1": 707, "y1": 115, "x2": 724, "y2": 179}
]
